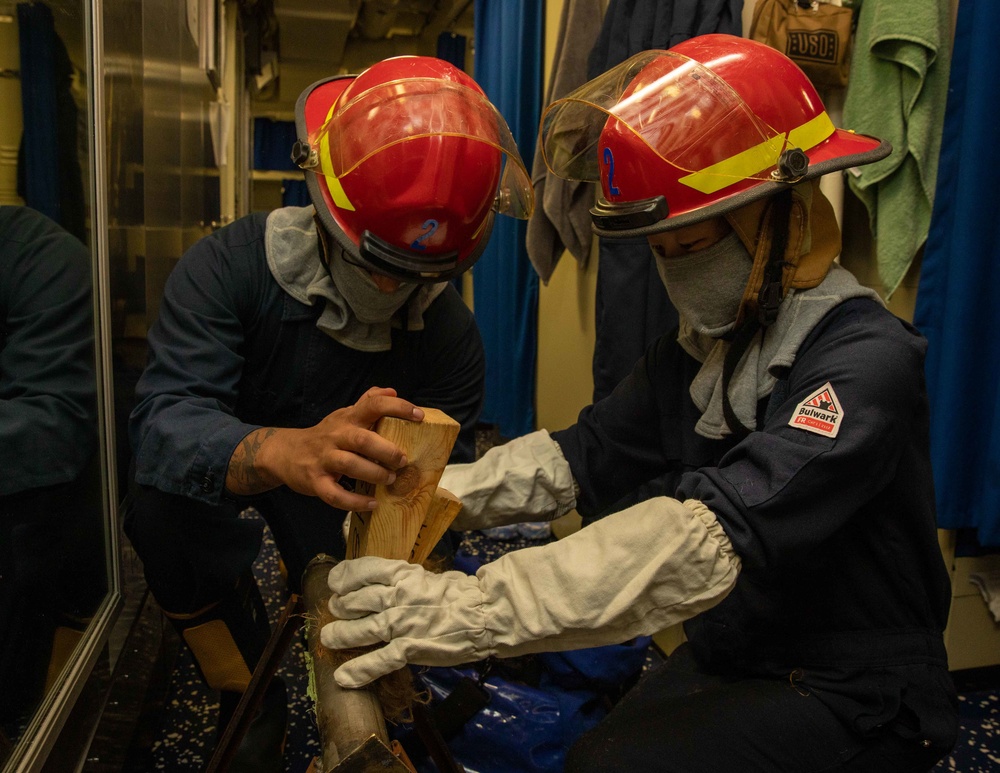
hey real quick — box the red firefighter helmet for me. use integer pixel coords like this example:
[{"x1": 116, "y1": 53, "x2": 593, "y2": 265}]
[
  {"x1": 540, "y1": 34, "x2": 890, "y2": 237},
  {"x1": 294, "y1": 56, "x2": 533, "y2": 282}
]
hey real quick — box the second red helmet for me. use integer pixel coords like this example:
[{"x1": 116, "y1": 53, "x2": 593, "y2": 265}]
[{"x1": 540, "y1": 34, "x2": 890, "y2": 237}]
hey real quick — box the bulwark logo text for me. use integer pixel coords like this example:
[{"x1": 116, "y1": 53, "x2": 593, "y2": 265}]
[{"x1": 788, "y1": 382, "x2": 843, "y2": 439}]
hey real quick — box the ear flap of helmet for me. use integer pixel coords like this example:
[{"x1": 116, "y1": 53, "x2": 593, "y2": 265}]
[
  {"x1": 789, "y1": 184, "x2": 841, "y2": 290},
  {"x1": 725, "y1": 179, "x2": 841, "y2": 327}
]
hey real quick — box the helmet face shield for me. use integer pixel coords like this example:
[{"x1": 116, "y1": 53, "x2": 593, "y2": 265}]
[
  {"x1": 542, "y1": 51, "x2": 830, "y2": 190},
  {"x1": 303, "y1": 77, "x2": 533, "y2": 220}
]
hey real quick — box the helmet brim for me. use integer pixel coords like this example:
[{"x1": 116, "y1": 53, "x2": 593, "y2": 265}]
[
  {"x1": 591, "y1": 133, "x2": 890, "y2": 239},
  {"x1": 295, "y1": 76, "x2": 360, "y2": 258}
]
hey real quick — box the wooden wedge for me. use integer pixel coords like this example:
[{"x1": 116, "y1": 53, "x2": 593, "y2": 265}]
[{"x1": 346, "y1": 408, "x2": 460, "y2": 561}]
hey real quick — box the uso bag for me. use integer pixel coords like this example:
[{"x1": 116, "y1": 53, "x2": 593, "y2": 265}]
[{"x1": 749, "y1": 0, "x2": 857, "y2": 88}]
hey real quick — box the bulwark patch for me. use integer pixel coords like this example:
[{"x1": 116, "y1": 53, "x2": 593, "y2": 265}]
[{"x1": 788, "y1": 382, "x2": 843, "y2": 438}]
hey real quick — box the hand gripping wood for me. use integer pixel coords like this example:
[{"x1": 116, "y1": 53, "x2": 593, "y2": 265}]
[
  {"x1": 311, "y1": 409, "x2": 466, "y2": 772},
  {"x1": 346, "y1": 408, "x2": 463, "y2": 562}
]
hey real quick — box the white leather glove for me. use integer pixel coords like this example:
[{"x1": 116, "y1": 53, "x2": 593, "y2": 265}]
[
  {"x1": 439, "y1": 429, "x2": 577, "y2": 531},
  {"x1": 320, "y1": 497, "x2": 741, "y2": 688}
]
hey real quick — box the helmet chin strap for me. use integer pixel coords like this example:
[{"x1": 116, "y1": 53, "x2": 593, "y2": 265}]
[
  {"x1": 314, "y1": 210, "x2": 334, "y2": 276},
  {"x1": 721, "y1": 188, "x2": 793, "y2": 439}
]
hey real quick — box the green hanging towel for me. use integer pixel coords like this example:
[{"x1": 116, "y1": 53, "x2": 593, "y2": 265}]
[{"x1": 842, "y1": 0, "x2": 951, "y2": 298}]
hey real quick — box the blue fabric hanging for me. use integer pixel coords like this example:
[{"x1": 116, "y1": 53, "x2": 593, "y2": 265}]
[
  {"x1": 438, "y1": 31, "x2": 468, "y2": 295},
  {"x1": 16, "y1": 2, "x2": 85, "y2": 241},
  {"x1": 17, "y1": 3, "x2": 58, "y2": 222},
  {"x1": 281, "y1": 179, "x2": 310, "y2": 208},
  {"x1": 253, "y1": 117, "x2": 299, "y2": 171},
  {"x1": 912, "y1": 0, "x2": 1000, "y2": 547},
  {"x1": 472, "y1": 0, "x2": 542, "y2": 437},
  {"x1": 436, "y1": 31, "x2": 467, "y2": 71}
]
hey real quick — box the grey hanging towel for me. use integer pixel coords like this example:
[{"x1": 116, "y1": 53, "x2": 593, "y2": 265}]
[{"x1": 526, "y1": 0, "x2": 606, "y2": 283}]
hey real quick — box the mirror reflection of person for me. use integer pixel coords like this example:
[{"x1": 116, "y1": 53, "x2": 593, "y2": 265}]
[
  {"x1": 321, "y1": 37, "x2": 959, "y2": 773},
  {"x1": 0, "y1": 205, "x2": 104, "y2": 748},
  {"x1": 123, "y1": 57, "x2": 533, "y2": 771}
]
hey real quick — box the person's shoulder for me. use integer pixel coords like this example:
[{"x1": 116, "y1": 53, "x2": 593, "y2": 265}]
[
  {"x1": 425, "y1": 283, "x2": 475, "y2": 321},
  {"x1": 177, "y1": 211, "x2": 271, "y2": 271},
  {"x1": 815, "y1": 297, "x2": 924, "y2": 346},
  {"x1": 203, "y1": 211, "x2": 270, "y2": 251},
  {"x1": 1, "y1": 205, "x2": 53, "y2": 238},
  {"x1": 419, "y1": 284, "x2": 483, "y2": 353},
  {"x1": 0, "y1": 205, "x2": 87, "y2": 251},
  {"x1": 803, "y1": 297, "x2": 927, "y2": 374},
  {"x1": 162, "y1": 214, "x2": 274, "y2": 304},
  {"x1": 0, "y1": 206, "x2": 90, "y2": 277}
]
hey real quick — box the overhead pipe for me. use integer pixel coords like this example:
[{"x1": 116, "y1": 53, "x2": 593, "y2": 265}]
[
  {"x1": 418, "y1": 0, "x2": 471, "y2": 42},
  {"x1": 355, "y1": 0, "x2": 401, "y2": 40}
]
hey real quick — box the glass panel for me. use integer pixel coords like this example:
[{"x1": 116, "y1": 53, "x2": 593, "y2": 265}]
[{"x1": 0, "y1": 0, "x2": 111, "y2": 767}]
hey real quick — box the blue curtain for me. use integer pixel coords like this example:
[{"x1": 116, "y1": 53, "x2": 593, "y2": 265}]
[
  {"x1": 912, "y1": 0, "x2": 1000, "y2": 547},
  {"x1": 281, "y1": 179, "x2": 310, "y2": 208},
  {"x1": 436, "y1": 31, "x2": 467, "y2": 70},
  {"x1": 253, "y1": 117, "x2": 298, "y2": 170},
  {"x1": 438, "y1": 32, "x2": 468, "y2": 294},
  {"x1": 17, "y1": 2, "x2": 58, "y2": 221},
  {"x1": 17, "y1": 2, "x2": 85, "y2": 241},
  {"x1": 253, "y1": 117, "x2": 308, "y2": 207},
  {"x1": 473, "y1": 0, "x2": 542, "y2": 438}
]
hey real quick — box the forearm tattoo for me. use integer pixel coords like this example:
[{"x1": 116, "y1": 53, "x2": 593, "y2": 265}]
[{"x1": 227, "y1": 427, "x2": 279, "y2": 494}]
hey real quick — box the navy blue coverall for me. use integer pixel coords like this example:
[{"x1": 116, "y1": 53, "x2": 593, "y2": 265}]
[
  {"x1": 1, "y1": 206, "x2": 103, "y2": 734},
  {"x1": 557, "y1": 298, "x2": 957, "y2": 772},
  {"x1": 125, "y1": 211, "x2": 484, "y2": 680}
]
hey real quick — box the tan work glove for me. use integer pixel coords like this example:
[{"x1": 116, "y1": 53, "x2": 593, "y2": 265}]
[
  {"x1": 320, "y1": 497, "x2": 740, "y2": 688},
  {"x1": 439, "y1": 429, "x2": 577, "y2": 531}
]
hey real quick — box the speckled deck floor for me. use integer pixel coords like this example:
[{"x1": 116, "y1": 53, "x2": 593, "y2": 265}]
[
  {"x1": 136, "y1": 517, "x2": 1000, "y2": 773},
  {"x1": 133, "y1": 417, "x2": 999, "y2": 773},
  {"x1": 141, "y1": 514, "x2": 572, "y2": 772},
  {"x1": 144, "y1": 510, "x2": 321, "y2": 772},
  {"x1": 935, "y1": 670, "x2": 1000, "y2": 772}
]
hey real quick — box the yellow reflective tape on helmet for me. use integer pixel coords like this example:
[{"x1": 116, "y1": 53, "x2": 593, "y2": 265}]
[
  {"x1": 787, "y1": 111, "x2": 836, "y2": 154},
  {"x1": 318, "y1": 104, "x2": 356, "y2": 212},
  {"x1": 679, "y1": 111, "x2": 836, "y2": 195}
]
